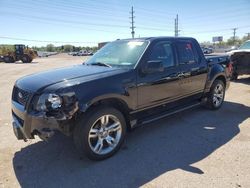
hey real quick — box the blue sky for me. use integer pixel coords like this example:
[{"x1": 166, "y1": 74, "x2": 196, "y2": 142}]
[{"x1": 0, "y1": 0, "x2": 249, "y2": 46}]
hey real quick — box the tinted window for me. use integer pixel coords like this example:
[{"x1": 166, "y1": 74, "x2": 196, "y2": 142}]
[
  {"x1": 148, "y1": 41, "x2": 175, "y2": 67},
  {"x1": 177, "y1": 41, "x2": 198, "y2": 64}
]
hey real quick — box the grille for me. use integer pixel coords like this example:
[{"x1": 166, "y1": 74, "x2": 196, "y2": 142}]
[{"x1": 12, "y1": 86, "x2": 32, "y2": 106}]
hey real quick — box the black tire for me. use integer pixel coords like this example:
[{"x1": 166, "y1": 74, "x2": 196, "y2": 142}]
[
  {"x1": 22, "y1": 55, "x2": 32, "y2": 63},
  {"x1": 73, "y1": 106, "x2": 126, "y2": 160},
  {"x1": 4, "y1": 56, "x2": 15, "y2": 63},
  {"x1": 231, "y1": 72, "x2": 238, "y2": 80},
  {"x1": 206, "y1": 79, "x2": 225, "y2": 110}
]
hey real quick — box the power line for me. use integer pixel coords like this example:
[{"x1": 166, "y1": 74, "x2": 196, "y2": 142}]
[
  {"x1": 2, "y1": 11, "x2": 173, "y2": 33},
  {"x1": 5, "y1": 1, "x2": 250, "y2": 28},
  {"x1": 0, "y1": 36, "x2": 98, "y2": 44},
  {"x1": 29, "y1": 0, "x2": 178, "y2": 16},
  {"x1": 130, "y1": 6, "x2": 135, "y2": 38},
  {"x1": 183, "y1": 25, "x2": 250, "y2": 35},
  {"x1": 1, "y1": 11, "x2": 129, "y2": 29},
  {"x1": 2, "y1": 10, "x2": 250, "y2": 36},
  {"x1": 3, "y1": 2, "x2": 250, "y2": 33}
]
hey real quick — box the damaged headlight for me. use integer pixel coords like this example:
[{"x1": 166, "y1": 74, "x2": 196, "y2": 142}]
[{"x1": 35, "y1": 93, "x2": 62, "y2": 111}]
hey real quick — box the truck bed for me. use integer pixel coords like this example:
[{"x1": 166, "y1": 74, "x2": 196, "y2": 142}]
[
  {"x1": 205, "y1": 54, "x2": 232, "y2": 78},
  {"x1": 205, "y1": 54, "x2": 230, "y2": 65}
]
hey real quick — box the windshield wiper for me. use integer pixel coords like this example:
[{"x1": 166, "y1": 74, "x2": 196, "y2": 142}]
[{"x1": 89, "y1": 62, "x2": 112, "y2": 68}]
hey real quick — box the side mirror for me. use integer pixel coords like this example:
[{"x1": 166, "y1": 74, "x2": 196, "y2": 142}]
[{"x1": 142, "y1": 60, "x2": 164, "y2": 74}]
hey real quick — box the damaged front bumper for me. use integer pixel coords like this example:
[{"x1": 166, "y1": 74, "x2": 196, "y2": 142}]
[{"x1": 12, "y1": 101, "x2": 60, "y2": 141}]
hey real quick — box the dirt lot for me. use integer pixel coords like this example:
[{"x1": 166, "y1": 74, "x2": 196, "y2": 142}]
[{"x1": 0, "y1": 54, "x2": 250, "y2": 188}]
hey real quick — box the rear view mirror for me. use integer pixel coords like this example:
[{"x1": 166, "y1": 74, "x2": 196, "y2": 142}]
[{"x1": 143, "y1": 60, "x2": 164, "y2": 74}]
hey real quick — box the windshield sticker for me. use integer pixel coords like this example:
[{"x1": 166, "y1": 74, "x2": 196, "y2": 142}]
[
  {"x1": 120, "y1": 62, "x2": 132, "y2": 65},
  {"x1": 127, "y1": 41, "x2": 144, "y2": 47}
]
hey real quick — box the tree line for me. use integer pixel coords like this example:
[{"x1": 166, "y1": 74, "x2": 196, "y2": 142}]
[
  {"x1": 1, "y1": 34, "x2": 249, "y2": 54},
  {"x1": 0, "y1": 44, "x2": 98, "y2": 54},
  {"x1": 200, "y1": 35, "x2": 250, "y2": 47},
  {"x1": 32, "y1": 44, "x2": 98, "y2": 52}
]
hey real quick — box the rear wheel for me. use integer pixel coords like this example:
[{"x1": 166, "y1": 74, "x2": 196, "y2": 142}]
[
  {"x1": 206, "y1": 79, "x2": 225, "y2": 110},
  {"x1": 4, "y1": 56, "x2": 15, "y2": 63},
  {"x1": 231, "y1": 72, "x2": 238, "y2": 80},
  {"x1": 73, "y1": 106, "x2": 126, "y2": 160}
]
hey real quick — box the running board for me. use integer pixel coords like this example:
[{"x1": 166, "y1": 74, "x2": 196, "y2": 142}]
[{"x1": 139, "y1": 102, "x2": 201, "y2": 125}]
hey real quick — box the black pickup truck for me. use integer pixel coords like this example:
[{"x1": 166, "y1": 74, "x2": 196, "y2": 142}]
[{"x1": 11, "y1": 37, "x2": 232, "y2": 160}]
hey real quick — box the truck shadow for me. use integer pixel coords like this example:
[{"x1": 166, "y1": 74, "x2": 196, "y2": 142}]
[
  {"x1": 233, "y1": 77, "x2": 250, "y2": 85},
  {"x1": 1, "y1": 61, "x2": 39, "y2": 64},
  {"x1": 13, "y1": 101, "x2": 250, "y2": 188},
  {"x1": 15, "y1": 61, "x2": 39, "y2": 64}
]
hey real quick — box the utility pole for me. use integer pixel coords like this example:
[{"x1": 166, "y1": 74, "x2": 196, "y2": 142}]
[
  {"x1": 174, "y1": 17, "x2": 176, "y2": 37},
  {"x1": 246, "y1": 33, "x2": 250, "y2": 40},
  {"x1": 130, "y1": 6, "x2": 135, "y2": 38},
  {"x1": 174, "y1": 14, "x2": 179, "y2": 37},
  {"x1": 232, "y1": 28, "x2": 237, "y2": 45}
]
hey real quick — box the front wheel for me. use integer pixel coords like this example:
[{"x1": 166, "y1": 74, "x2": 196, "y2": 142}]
[
  {"x1": 73, "y1": 106, "x2": 126, "y2": 160},
  {"x1": 22, "y1": 55, "x2": 32, "y2": 63},
  {"x1": 206, "y1": 80, "x2": 225, "y2": 110}
]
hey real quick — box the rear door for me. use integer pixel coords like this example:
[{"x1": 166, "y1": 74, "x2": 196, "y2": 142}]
[{"x1": 176, "y1": 40, "x2": 208, "y2": 97}]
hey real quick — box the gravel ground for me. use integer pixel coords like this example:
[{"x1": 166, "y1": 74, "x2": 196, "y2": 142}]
[{"x1": 0, "y1": 54, "x2": 249, "y2": 188}]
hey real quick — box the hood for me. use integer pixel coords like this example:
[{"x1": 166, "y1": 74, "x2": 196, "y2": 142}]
[
  {"x1": 227, "y1": 49, "x2": 250, "y2": 55},
  {"x1": 15, "y1": 64, "x2": 127, "y2": 92}
]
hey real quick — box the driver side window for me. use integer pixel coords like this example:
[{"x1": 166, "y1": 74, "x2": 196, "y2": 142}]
[{"x1": 148, "y1": 41, "x2": 175, "y2": 68}]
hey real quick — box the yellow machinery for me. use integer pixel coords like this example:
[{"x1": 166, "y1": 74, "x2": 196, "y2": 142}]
[{"x1": 0, "y1": 44, "x2": 37, "y2": 63}]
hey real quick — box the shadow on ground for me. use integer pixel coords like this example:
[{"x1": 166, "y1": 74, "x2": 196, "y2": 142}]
[
  {"x1": 15, "y1": 61, "x2": 39, "y2": 64},
  {"x1": 232, "y1": 76, "x2": 250, "y2": 85},
  {"x1": 13, "y1": 101, "x2": 250, "y2": 188},
  {"x1": 0, "y1": 61, "x2": 39, "y2": 65}
]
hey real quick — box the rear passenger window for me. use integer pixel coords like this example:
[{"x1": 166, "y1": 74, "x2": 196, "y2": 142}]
[
  {"x1": 148, "y1": 41, "x2": 175, "y2": 68},
  {"x1": 177, "y1": 41, "x2": 198, "y2": 64}
]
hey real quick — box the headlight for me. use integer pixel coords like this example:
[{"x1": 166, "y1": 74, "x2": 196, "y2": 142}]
[
  {"x1": 47, "y1": 94, "x2": 62, "y2": 109},
  {"x1": 36, "y1": 93, "x2": 62, "y2": 111}
]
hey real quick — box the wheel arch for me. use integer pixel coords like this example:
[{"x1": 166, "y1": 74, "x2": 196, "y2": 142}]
[
  {"x1": 205, "y1": 63, "x2": 228, "y2": 93},
  {"x1": 214, "y1": 75, "x2": 226, "y2": 86},
  {"x1": 78, "y1": 96, "x2": 132, "y2": 131}
]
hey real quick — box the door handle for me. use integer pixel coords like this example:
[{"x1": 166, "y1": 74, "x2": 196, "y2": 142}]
[{"x1": 191, "y1": 67, "x2": 199, "y2": 71}]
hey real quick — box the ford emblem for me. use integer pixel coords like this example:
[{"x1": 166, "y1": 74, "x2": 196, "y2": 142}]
[{"x1": 18, "y1": 92, "x2": 23, "y2": 99}]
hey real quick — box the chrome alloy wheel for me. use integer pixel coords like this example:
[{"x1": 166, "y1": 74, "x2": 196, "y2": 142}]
[
  {"x1": 88, "y1": 115, "x2": 122, "y2": 155},
  {"x1": 213, "y1": 83, "x2": 224, "y2": 107}
]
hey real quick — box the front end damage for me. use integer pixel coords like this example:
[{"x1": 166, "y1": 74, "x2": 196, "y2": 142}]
[
  {"x1": 231, "y1": 52, "x2": 250, "y2": 76},
  {"x1": 11, "y1": 86, "x2": 79, "y2": 141}
]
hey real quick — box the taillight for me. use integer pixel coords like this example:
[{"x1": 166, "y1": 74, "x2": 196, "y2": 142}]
[{"x1": 228, "y1": 62, "x2": 233, "y2": 74}]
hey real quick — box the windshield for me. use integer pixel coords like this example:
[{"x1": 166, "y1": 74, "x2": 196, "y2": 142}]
[
  {"x1": 239, "y1": 41, "x2": 250, "y2": 49},
  {"x1": 86, "y1": 40, "x2": 149, "y2": 68}
]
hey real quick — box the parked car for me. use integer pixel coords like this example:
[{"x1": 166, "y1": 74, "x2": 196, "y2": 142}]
[
  {"x1": 225, "y1": 46, "x2": 238, "y2": 52},
  {"x1": 69, "y1": 52, "x2": 78, "y2": 56},
  {"x1": 11, "y1": 37, "x2": 232, "y2": 160},
  {"x1": 87, "y1": 51, "x2": 94, "y2": 56},
  {"x1": 202, "y1": 47, "x2": 213, "y2": 54},
  {"x1": 72, "y1": 52, "x2": 79, "y2": 56},
  {"x1": 227, "y1": 40, "x2": 250, "y2": 80},
  {"x1": 77, "y1": 50, "x2": 89, "y2": 56}
]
